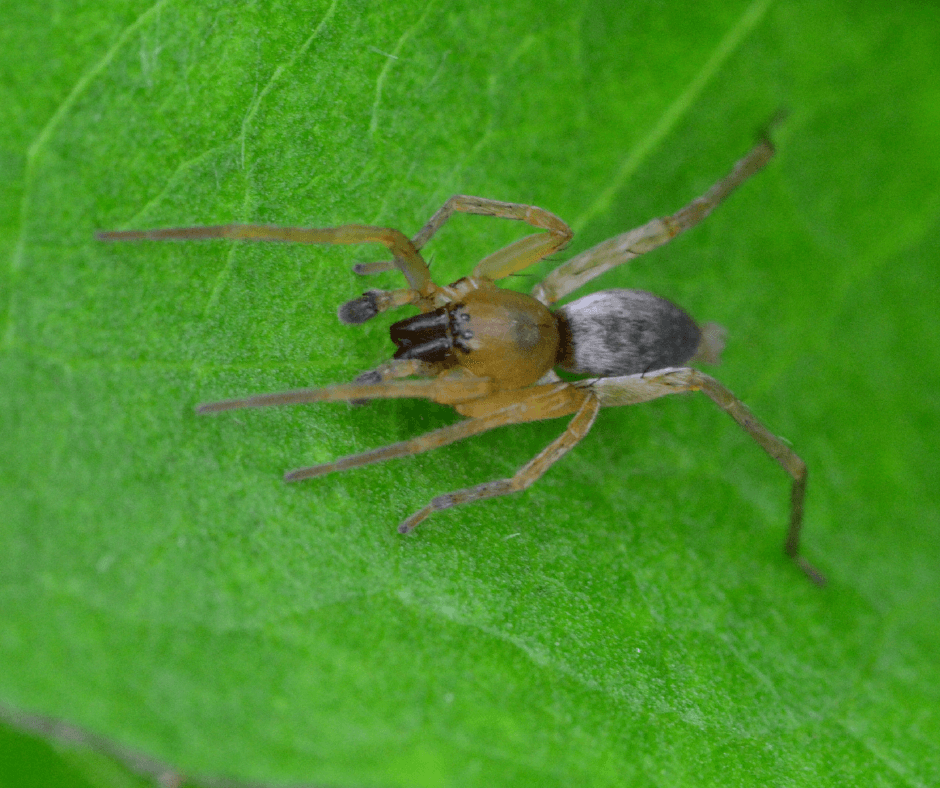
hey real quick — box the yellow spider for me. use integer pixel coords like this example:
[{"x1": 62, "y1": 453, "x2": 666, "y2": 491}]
[{"x1": 99, "y1": 129, "x2": 825, "y2": 585}]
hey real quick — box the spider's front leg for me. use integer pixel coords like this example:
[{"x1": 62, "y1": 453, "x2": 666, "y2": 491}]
[
  {"x1": 354, "y1": 195, "x2": 573, "y2": 281},
  {"x1": 98, "y1": 221, "x2": 438, "y2": 297},
  {"x1": 96, "y1": 220, "x2": 443, "y2": 325},
  {"x1": 195, "y1": 366, "x2": 492, "y2": 414}
]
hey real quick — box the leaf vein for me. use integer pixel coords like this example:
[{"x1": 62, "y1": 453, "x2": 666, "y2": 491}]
[
  {"x1": 238, "y1": 0, "x2": 342, "y2": 170},
  {"x1": 570, "y1": 0, "x2": 773, "y2": 234},
  {"x1": 368, "y1": 0, "x2": 438, "y2": 139}
]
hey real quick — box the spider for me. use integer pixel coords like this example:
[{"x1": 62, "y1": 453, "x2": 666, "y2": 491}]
[{"x1": 98, "y1": 130, "x2": 825, "y2": 586}]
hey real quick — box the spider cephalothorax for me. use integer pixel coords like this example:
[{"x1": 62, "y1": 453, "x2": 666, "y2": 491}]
[
  {"x1": 390, "y1": 286, "x2": 560, "y2": 388},
  {"x1": 98, "y1": 127, "x2": 825, "y2": 585}
]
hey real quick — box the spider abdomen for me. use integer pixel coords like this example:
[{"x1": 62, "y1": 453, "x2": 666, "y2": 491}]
[{"x1": 554, "y1": 289, "x2": 701, "y2": 376}]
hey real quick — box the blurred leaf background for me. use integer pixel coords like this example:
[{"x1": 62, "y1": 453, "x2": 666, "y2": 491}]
[{"x1": 2, "y1": 0, "x2": 939, "y2": 786}]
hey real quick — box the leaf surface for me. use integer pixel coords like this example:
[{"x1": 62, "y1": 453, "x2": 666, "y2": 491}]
[{"x1": 2, "y1": 1, "x2": 939, "y2": 785}]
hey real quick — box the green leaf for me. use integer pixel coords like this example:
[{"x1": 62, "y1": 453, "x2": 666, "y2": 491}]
[{"x1": 3, "y1": 0, "x2": 939, "y2": 786}]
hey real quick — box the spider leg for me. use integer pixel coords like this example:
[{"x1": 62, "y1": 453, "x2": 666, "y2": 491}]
[
  {"x1": 196, "y1": 367, "x2": 492, "y2": 414},
  {"x1": 589, "y1": 368, "x2": 824, "y2": 585},
  {"x1": 354, "y1": 195, "x2": 573, "y2": 280},
  {"x1": 284, "y1": 394, "x2": 549, "y2": 482},
  {"x1": 532, "y1": 134, "x2": 777, "y2": 305},
  {"x1": 96, "y1": 222, "x2": 434, "y2": 295},
  {"x1": 398, "y1": 393, "x2": 600, "y2": 533}
]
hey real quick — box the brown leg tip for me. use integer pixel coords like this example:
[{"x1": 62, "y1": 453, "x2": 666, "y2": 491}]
[
  {"x1": 284, "y1": 466, "x2": 328, "y2": 482},
  {"x1": 797, "y1": 556, "x2": 827, "y2": 587},
  {"x1": 399, "y1": 507, "x2": 431, "y2": 534}
]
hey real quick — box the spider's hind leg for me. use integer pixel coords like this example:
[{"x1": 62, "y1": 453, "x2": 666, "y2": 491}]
[
  {"x1": 532, "y1": 135, "x2": 779, "y2": 306},
  {"x1": 590, "y1": 368, "x2": 825, "y2": 586}
]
